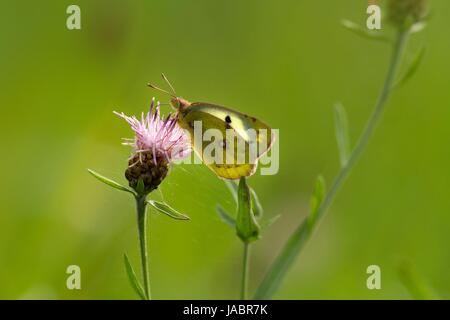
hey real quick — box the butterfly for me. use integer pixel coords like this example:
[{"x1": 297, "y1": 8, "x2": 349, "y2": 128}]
[{"x1": 148, "y1": 74, "x2": 274, "y2": 180}]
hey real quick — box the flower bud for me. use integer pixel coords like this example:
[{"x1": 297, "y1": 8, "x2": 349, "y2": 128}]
[
  {"x1": 125, "y1": 151, "x2": 169, "y2": 195},
  {"x1": 387, "y1": 0, "x2": 427, "y2": 29},
  {"x1": 236, "y1": 177, "x2": 260, "y2": 243}
]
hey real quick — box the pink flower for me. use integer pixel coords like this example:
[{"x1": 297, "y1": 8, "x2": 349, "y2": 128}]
[{"x1": 114, "y1": 98, "x2": 191, "y2": 164}]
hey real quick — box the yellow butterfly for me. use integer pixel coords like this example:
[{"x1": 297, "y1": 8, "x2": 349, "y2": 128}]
[{"x1": 149, "y1": 75, "x2": 274, "y2": 180}]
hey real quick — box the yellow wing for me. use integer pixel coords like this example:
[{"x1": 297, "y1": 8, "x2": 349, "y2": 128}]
[{"x1": 177, "y1": 102, "x2": 274, "y2": 180}]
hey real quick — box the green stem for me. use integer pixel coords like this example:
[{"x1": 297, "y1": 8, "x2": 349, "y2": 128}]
[
  {"x1": 241, "y1": 242, "x2": 251, "y2": 300},
  {"x1": 254, "y1": 30, "x2": 409, "y2": 299},
  {"x1": 136, "y1": 195, "x2": 151, "y2": 300}
]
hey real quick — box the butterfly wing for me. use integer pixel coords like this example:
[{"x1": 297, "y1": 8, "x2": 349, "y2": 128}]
[{"x1": 177, "y1": 102, "x2": 274, "y2": 180}]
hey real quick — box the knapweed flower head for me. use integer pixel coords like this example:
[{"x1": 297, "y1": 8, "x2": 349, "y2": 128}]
[
  {"x1": 114, "y1": 98, "x2": 191, "y2": 194},
  {"x1": 388, "y1": 0, "x2": 428, "y2": 28}
]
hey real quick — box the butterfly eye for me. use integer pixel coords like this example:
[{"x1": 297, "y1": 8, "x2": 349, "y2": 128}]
[
  {"x1": 225, "y1": 115, "x2": 232, "y2": 124},
  {"x1": 170, "y1": 97, "x2": 181, "y2": 109}
]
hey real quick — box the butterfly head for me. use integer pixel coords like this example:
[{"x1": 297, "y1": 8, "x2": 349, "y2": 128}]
[
  {"x1": 148, "y1": 74, "x2": 191, "y2": 111},
  {"x1": 170, "y1": 97, "x2": 191, "y2": 110}
]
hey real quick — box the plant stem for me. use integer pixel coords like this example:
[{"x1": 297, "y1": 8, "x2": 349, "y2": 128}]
[
  {"x1": 136, "y1": 195, "x2": 151, "y2": 300},
  {"x1": 241, "y1": 242, "x2": 251, "y2": 300},
  {"x1": 254, "y1": 30, "x2": 409, "y2": 299}
]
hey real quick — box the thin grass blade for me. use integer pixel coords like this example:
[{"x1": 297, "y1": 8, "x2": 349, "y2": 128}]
[
  {"x1": 88, "y1": 169, "x2": 135, "y2": 195},
  {"x1": 124, "y1": 254, "x2": 147, "y2": 300},
  {"x1": 147, "y1": 200, "x2": 190, "y2": 220}
]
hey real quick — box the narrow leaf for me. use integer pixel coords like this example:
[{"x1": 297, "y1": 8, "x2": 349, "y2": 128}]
[
  {"x1": 308, "y1": 176, "x2": 326, "y2": 230},
  {"x1": 250, "y1": 188, "x2": 264, "y2": 219},
  {"x1": 395, "y1": 46, "x2": 426, "y2": 88},
  {"x1": 334, "y1": 103, "x2": 351, "y2": 167},
  {"x1": 224, "y1": 180, "x2": 238, "y2": 203},
  {"x1": 216, "y1": 204, "x2": 235, "y2": 227},
  {"x1": 88, "y1": 169, "x2": 135, "y2": 194},
  {"x1": 254, "y1": 219, "x2": 310, "y2": 299},
  {"x1": 147, "y1": 200, "x2": 190, "y2": 220},
  {"x1": 123, "y1": 254, "x2": 147, "y2": 300},
  {"x1": 261, "y1": 214, "x2": 281, "y2": 231},
  {"x1": 341, "y1": 19, "x2": 389, "y2": 43},
  {"x1": 236, "y1": 177, "x2": 260, "y2": 242}
]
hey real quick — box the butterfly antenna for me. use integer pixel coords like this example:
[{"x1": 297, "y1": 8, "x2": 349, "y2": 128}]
[
  {"x1": 161, "y1": 73, "x2": 177, "y2": 95},
  {"x1": 147, "y1": 83, "x2": 176, "y2": 98}
]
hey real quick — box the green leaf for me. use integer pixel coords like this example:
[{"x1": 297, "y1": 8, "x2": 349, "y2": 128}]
[
  {"x1": 123, "y1": 254, "x2": 147, "y2": 300},
  {"x1": 216, "y1": 204, "x2": 235, "y2": 227},
  {"x1": 395, "y1": 46, "x2": 426, "y2": 88},
  {"x1": 254, "y1": 219, "x2": 310, "y2": 299},
  {"x1": 147, "y1": 200, "x2": 190, "y2": 220},
  {"x1": 260, "y1": 214, "x2": 281, "y2": 231},
  {"x1": 235, "y1": 177, "x2": 260, "y2": 243},
  {"x1": 224, "y1": 180, "x2": 238, "y2": 203},
  {"x1": 341, "y1": 19, "x2": 390, "y2": 43},
  {"x1": 308, "y1": 176, "x2": 326, "y2": 230},
  {"x1": 88, "y1": 169, "x2": 135, "y2": 195},
  {"x1": 334, "y1": 103, "x2": 351, "y2": 167},
  {"x1": 250, "y1": 188, "x2": 264, "y2": 219}
]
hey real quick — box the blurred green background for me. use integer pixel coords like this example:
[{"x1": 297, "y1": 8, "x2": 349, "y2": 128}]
[{"x1": 0, "y1": 0, "x2": 449, "y2": 299}]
